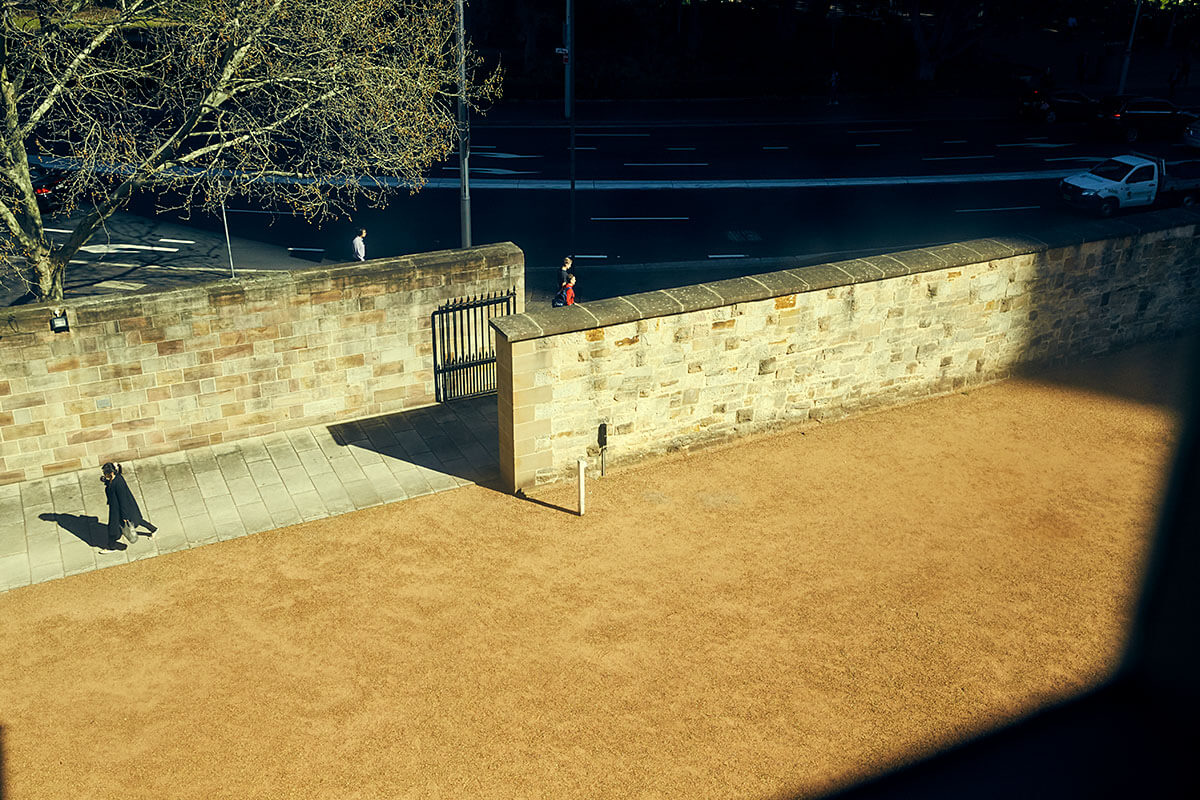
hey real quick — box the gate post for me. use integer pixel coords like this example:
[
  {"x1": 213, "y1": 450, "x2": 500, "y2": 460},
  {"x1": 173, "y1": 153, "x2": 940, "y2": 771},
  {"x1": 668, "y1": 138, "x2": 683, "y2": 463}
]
[{"x1": 495, "y1": 329, "x2": 553, "y2": 493}]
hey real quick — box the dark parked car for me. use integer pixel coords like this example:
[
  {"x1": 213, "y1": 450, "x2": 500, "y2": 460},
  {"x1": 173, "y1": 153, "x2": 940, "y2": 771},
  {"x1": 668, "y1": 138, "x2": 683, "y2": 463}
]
[
  {"x1": 1093, "y1": 96, "x2": 1200, "y2": 143},
  {"x1": 30, "y1": 165, "x2": 66, "y2": 212},
  {"x1": 1019, "y1": 90, "x2": 1097, "y2": 123}
]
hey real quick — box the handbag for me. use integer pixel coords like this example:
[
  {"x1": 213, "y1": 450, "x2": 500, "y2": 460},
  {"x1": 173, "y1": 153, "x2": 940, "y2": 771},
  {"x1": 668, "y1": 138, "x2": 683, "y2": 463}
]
[{"x1": 120, "y1": 520, "x2": 137, "y2": 545}]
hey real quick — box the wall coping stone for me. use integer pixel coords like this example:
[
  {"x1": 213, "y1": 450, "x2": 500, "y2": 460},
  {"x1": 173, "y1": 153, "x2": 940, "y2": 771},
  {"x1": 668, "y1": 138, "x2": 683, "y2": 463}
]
[
  {"x1": 491, "y1": 210, "x2": 1200, "y2": 343},
  {"x1": 4, "y1": 242, "x2": 522, "y2": 330}
]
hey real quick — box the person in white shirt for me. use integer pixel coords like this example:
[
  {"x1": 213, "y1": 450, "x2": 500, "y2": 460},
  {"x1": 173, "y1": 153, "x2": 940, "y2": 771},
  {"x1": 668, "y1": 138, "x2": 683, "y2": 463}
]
[{"x1": 352, "y1": 228, "x2": 367, "y2": 261}]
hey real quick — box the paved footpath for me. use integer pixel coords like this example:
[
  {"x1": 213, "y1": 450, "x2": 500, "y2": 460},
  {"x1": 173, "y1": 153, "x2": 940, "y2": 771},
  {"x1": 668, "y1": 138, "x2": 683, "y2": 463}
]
[{"x1": 0, "y1": 397, "x2": 499, "y2": 593}]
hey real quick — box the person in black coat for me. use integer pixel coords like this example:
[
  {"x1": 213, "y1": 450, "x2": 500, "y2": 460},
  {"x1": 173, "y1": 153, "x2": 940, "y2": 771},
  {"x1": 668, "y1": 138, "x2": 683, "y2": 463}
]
[{"x1": 101, "y1": 462, "x2": 156, "y2": 548}]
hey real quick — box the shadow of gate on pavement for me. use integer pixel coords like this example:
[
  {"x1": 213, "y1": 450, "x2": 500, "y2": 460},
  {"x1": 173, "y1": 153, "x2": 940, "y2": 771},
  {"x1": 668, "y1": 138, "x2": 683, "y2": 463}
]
[{"x1": 327, "y1": 396, "x2": 503, "y2": 492}]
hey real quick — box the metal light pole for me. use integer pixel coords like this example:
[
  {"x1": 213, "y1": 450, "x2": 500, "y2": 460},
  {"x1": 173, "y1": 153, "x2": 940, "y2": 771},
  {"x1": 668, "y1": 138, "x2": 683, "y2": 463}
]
[
  {"x1": 220, "y1": 201, "x2": 236, "y2": 279},
  {"x1": 565, "y1": 0, "x2": 576, "y2": 257},
  {"x1": 456, "y1": 0, "x2": 471, "y2": 248},
  {"x1": 1117, "y1": 0, "x2": 1144, "y2": 96}
]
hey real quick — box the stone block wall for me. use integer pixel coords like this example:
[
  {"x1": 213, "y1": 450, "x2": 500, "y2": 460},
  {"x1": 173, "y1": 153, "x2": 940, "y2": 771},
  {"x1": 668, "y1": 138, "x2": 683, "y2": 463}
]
[
  {"x1": 492, "y1": 212, "x2": 1200, "y2": 492},
  {"x1": 0, "y1": 242, "x2": 523, "y2": 485}
]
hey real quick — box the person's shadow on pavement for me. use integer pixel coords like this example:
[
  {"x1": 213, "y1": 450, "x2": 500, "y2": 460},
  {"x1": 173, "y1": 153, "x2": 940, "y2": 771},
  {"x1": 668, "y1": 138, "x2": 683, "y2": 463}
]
[{"x1": 38, "y1": 513, "x2": 125, "y2": 550}]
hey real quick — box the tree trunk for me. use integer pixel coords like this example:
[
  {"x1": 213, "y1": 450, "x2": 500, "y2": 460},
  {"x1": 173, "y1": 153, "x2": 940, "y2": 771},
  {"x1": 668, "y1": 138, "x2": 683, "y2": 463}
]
[{"x1": 29, "y1": 249, "x2": 65, "y2": 302}]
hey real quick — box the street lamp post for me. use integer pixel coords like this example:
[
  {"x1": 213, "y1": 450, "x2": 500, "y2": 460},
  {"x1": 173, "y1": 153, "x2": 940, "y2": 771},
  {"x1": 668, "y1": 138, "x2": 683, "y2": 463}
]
[
  {"x1": 456, "y1": 0, "x2": 471, "y2": 248},
  {"x1": 565, "y1": 0, "x2": 576, "y2": 258},
  {"x1": 1117, "y1": 0, "x2": 1144, "y2": 96}
]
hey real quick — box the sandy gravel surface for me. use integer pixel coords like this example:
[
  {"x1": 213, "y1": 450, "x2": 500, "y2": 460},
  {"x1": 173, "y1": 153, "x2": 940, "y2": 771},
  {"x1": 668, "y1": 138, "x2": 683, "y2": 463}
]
[{"x1": 0, "y1": 337, "x2": 1192, "y2": 799}]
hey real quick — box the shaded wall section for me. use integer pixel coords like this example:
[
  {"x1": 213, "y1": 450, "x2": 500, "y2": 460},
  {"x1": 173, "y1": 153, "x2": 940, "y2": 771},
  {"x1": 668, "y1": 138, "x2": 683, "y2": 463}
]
[
  {"x1": 492, "y1": 211, "x2": 1200, "y2": 492},
  {"x1": 0, "y1": 243, "x2": 524, "y2": 485}
]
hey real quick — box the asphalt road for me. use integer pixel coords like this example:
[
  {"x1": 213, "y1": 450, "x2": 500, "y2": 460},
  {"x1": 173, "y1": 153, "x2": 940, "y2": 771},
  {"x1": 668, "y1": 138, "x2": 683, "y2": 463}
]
[{"x1": 16, "y1": 100, "x2": 1200, "y2": 306}]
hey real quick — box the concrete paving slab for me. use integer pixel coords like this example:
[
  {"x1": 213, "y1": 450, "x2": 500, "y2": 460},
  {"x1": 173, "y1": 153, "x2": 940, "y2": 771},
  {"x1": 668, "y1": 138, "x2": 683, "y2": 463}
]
[
  {"x1": 286, "y1": 428, "x2": 321, "y2": 451},
  {"x1": 194, "y1": 469, "x2": 232, "y2": 499},
  {"x1": 30, "y1": 561, "x2": 65, "y2": 585},
  {"x1": 0, "y1": 553, "x2": 31, "y2": 592},
  {"x1": 124, "y1": 534, "x2": 161, "y2": 562},
  {"x1": 0, "y1": 527, "x2": 27, "y2": 561},
  {"x1": 342, "y1": 480, "x2": 383, "y2": 511},
  {"x1": 238, "y1": 439, "x2": 272, "y2": 463},
  {"x1": 277, "y1": 465, "x2": 317, "y2": 495},
  {"x1": 292, "y1": 490, "x2": 330, "y2": 522},
  {"x1": 348, "y1": 446, "x2": 386, "y2": 467},
  {"x1": 247, "y1": 458, "x2": 283, "y2": 487},
  {"x1": 265, "y1": 440, "x2": 303, "y2": 471},
  {"x1": 262, "y1": 494, "x2": 303, "y2": 528},
  {"x1": 26, "y1": 533, "x2": 62, "y2": 568},
  {"x1": 159, "y1": 450, "x2": 189, "y2": 466},
  {"x1": 298, "y1": 448, "x2": 334, "y2": 477},
  {"x1": 170, "y1": 486, "x2": 206, "y2": 515},
  {"x1": 174, "y1": 514, "x2": 215, "y2": 548},
  {"x1": 1, "y1": 392, "x2": 499, "y2": 593},
  {"x1": 186, "y1": 448, "x2": 221, "y2": 473},
  {"x1": 236, "y1": 502, "x2": 275, "y2": 535},
  {"x1": 313, "y1": 482, "x2": 356, "y2": 516},
  {"x1": 155, "y1": 523, "x2": 193, "y2": 555},
  {"x1": 164, "y1": 462, "x2": 200, "y2": 492},
  {"x1": 225, "y1": 476, "x2": 262, "y2": 506},
  {"x1": 216, "y1": 452, "x2": 252, "y2": 482},
  {"x1": 326, "y1": 454, "x2": 368, "y2": 485},
  {"x1": 19, "y1": 481, "x2": 51, "y2": 507},
  {"x1": 60, "y1": 540, "x2": 99, "y2": 576}
]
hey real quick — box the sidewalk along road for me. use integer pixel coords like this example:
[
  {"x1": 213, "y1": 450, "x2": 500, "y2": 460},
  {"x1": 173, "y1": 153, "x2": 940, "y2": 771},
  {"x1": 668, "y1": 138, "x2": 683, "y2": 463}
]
[{"x1": 0, "y1": 335, "x2": 1191, "y2": 799}]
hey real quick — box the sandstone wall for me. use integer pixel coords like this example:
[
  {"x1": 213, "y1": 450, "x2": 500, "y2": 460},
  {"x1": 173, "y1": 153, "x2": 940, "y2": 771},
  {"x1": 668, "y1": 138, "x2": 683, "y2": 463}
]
[
  {"x1": 492, "y1": 212, "x2": 1200, "y2": 492},
  {"x1": 0, "y1": 243, "x2": 523, "y2": 484}
]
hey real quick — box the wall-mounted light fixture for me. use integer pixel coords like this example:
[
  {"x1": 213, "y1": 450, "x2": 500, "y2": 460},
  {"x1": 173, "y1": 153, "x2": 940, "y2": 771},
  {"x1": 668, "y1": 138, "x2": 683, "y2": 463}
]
[{"x1": 49, "y1": 309, "x2": 69, "y2": 333}]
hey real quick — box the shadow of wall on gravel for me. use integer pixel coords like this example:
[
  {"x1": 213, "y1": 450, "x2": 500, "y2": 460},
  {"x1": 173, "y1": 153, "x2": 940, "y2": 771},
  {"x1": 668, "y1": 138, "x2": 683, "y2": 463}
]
[{"x1": 327, "y1": 396, "x2": 504, "y2": 492}]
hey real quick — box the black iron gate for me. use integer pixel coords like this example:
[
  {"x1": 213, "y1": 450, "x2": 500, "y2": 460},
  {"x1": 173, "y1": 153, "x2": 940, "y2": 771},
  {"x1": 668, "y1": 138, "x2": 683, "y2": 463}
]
[{"x1": 431, "y1": 290, "x2": 517, "y2": 402}]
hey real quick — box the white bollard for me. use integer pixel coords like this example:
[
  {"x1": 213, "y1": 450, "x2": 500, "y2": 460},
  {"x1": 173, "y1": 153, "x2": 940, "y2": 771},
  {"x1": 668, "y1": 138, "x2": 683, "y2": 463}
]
[{"x1": 577, "y1": 458, "x2": 586, "y2": 516}]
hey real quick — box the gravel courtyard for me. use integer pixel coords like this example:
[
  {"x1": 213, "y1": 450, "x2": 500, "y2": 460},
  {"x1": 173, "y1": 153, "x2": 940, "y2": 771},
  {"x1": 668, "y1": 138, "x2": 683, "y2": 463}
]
[{"x1": 0, "y1": 336, "x2": 1192, "y2": 799}]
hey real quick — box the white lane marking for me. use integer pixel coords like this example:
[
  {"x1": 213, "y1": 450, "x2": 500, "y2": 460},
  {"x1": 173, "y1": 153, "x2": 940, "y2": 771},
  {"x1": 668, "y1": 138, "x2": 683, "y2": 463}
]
[
  {"x1": 848, "y1": 128, "x2": 912, "y2": 134},
  {"x1": 856, "y1": 143, "x2": 881, "y2": 148},
  {"x1": 79, "y1": 243, "x2": 179, "y2": 253},
  {"x1": 590, "y1": 216, "x2": 689, "y2": 221},
  {"x1": 573, "y1": 146, "x2": 598, "y2": 150},
  {"x1": 1025, "y1": 136, "x2": 1050, "y2": 140},
  {"x1": 667, "y1": 146, "x2": 697, "y2": 151},
  {"x1": 1044, "y1": 155, "x2": 1106, "y2": 162},
  {"x1": 708, "y1": 254, "x2": 747, "y2": 259},
  {"x1": 573, "y1": 254, "x2": 607, "y2": 259},
  {"x1": 144, "y1": 264, "x2": 274, "y2": 273},
  {"x1": 44, "y1": 228, "x2": 72, "y2": 233},
  {"x1": 93, "y1": 280, "x2": 146, "y2": 291},
  {"x1": 922, "y1": 155, "x2": 995, "y2": 161},
  {"x1": 943, "y1": 139, "x2": 968, "y2": 144},
  {"x1": 577, "y1": 132, "x2": 651, "y2": 137},
  {"x1": 472, "y1": 145, "x2": 496, "y2": 149},
  {"x1": 624, "y1": 162, "x2": 708, "y2": 167},
  {"x1": 762, "y1": 146, "x2": 789, "y2": 150},
  {"x1": 69, "y1": 260, "x2": 139, "y2": 267},
  {"x1": 69, "y1": 260, "x2": 87, "y2": 264},
  {"x1": 159, "y1": 238, "x2": 195, "y2": 244},
  {"x1": 372, "y1": 167, "x2": 1084, "y2": 190},
  {"x1": 954, "y1": 205, "x2": 1042, "y2": 213},
  {"x1": 996, "y1": 142, "x2": 1074, "y2": 148},
  {"x1": 287, "y1": 247, "x2": 324, "y2": 252},
  {"x1": 472, "y1": 152, "x2": 544, "y2": 159},
  {"x1": 441, "y1": 166, "x2": 539, "y2": 175}
]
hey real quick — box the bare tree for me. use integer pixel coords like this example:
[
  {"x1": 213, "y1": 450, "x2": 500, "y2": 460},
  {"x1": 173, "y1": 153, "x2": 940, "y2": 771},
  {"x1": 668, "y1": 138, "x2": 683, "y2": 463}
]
[{"x1": 0, "y1": 0, "x2": 500, "y2": 301}]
